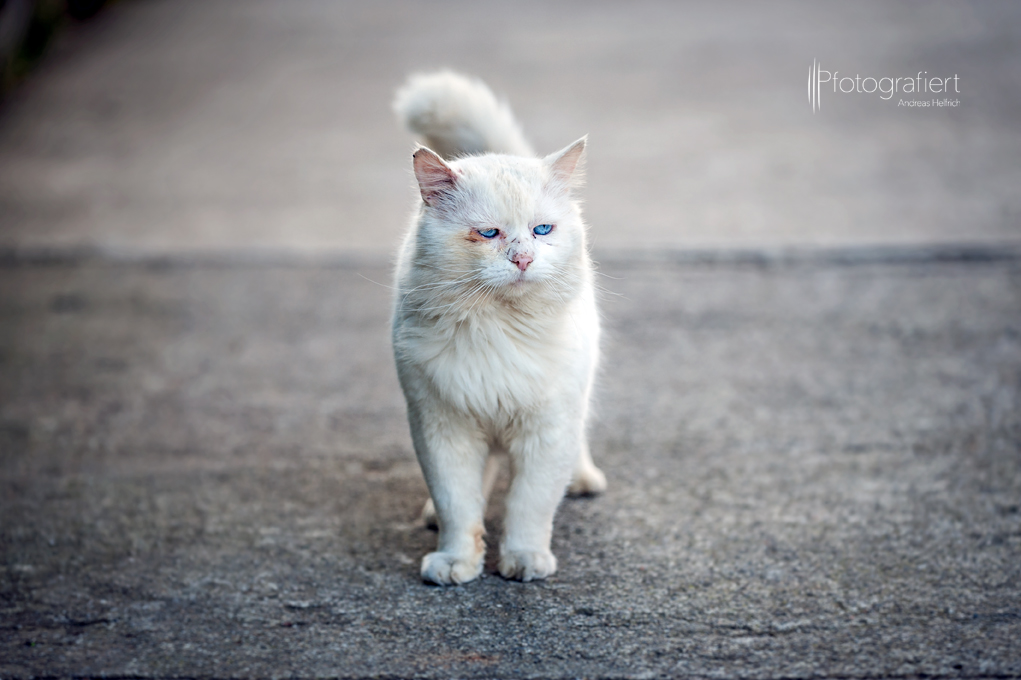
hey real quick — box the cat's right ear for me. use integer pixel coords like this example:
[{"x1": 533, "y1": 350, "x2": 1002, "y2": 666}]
[
  {"x1": 544, "y1": 136, "x2": 587, "y2": 191},
  {"x1": 413, "y1": 147, "x2": 457, "y2": 206}
]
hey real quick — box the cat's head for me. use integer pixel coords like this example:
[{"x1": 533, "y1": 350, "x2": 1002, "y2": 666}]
[{"x1": 408, "y1": 138, "x2": 588, "y2": 307}]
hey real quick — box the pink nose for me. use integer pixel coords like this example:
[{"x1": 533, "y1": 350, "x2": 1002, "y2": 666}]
[{"x1": 512, "y1": 253, "x2": 533, "y2": 271}]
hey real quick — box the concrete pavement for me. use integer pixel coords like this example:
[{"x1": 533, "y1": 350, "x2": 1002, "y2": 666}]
[{"x1": 1, "y1": 256, "x2": 1019, "y2": 677}]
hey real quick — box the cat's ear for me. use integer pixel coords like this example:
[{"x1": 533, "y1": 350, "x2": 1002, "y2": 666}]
[
  {"x1": 544, "y1": 136, "x2": 587, "y2": 190},
  {"x1": 413, "y1": 147, "x2": 457, "y2": 206}
]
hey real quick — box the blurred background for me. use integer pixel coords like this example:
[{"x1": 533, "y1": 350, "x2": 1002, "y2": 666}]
[{"x1": 1, "y1": 0, "x2": 1019, "y2": 259}]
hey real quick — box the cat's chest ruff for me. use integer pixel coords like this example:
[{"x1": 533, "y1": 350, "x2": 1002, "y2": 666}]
[{"x1": 413, "y1": 310, "x2": 567, "y2": 416}]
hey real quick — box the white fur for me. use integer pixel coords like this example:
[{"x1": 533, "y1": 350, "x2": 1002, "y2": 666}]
[
  {"x1": 392, "y1": 72, "x2": 605, "y2": 585},
  {"x1": 393, "y1": 71, "x2": 534, "y2": 159}
]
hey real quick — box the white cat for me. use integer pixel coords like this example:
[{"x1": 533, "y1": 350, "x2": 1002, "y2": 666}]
[{"x1": 391, "y1": 72, "x2": 606, "y2": 585}]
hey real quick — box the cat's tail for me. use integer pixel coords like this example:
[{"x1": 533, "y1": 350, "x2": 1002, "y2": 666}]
[{"x1": 393, "y1": 71, "x2": 534, "y2": 160}]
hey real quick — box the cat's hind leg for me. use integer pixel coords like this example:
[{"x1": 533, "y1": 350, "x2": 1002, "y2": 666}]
[
  {"x1": 566, "y1": 440, "x2": 606, "y2": 497},
  {"x1": 421, "y1": 452, "x2": 502, "y2": 529}
]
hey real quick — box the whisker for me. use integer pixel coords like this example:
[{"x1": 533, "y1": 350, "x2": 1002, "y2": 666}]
[
  {"x1": 413, "y1": 279, "x2": 490, "y2": 315},
  {"x1": 357, "y1": 273, "x2": 396, "y2": 290}
]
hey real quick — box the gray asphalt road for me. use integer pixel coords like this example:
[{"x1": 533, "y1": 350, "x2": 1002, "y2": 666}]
[
  {"x1": 1, "y1": 256, "x2": 1019, "y2": 677},
  {"x1": 1, "y1": 1, "x2": 1020, "y2": 678}
]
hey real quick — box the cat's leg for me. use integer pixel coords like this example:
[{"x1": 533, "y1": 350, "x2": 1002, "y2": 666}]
[
  {"x1": 563, "y1": 376, "x2": 605, "y2": 496},
  {"x1": 499, "y1": 415, "x2": 578, "y2": 582},
  {"x1": 566, "y1": 439, "x2": 607, "y2": 496},
  {"x1": 410, "y1": 406, "x2": 489, "y2": 585},
  {"x1": 421, "y1": 452, "x2": 502, "y2": 529}
]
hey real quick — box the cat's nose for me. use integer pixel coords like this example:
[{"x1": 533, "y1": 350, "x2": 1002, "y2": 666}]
[{"x1": 511, "y1": 252, "x2": 533, "y2": 271}]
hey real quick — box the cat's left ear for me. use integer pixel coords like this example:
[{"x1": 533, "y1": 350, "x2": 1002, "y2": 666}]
[
  {"x1": 544, "y1": 136, "x2": 587, "y2": 191},
  {"x1": 413, "y1": 146, "x2": 457, "y2": 206}
]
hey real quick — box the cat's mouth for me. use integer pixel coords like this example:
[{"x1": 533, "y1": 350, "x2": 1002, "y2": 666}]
[
  {"x1": 509, "y1": 271, "x2": 532, "y2": 286},
  {"x1": 494, "y1": 272, "x2": 532, "y2": 293}
]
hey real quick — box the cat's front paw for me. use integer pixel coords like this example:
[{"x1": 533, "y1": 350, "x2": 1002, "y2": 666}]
[
  {"x1": 566, "y1": 464, "x2": 607, "y2": 497},
  {"x1": 421, "y1": 551, "x2": 483, "y2": 585},
  {"x1": 499, "y1": 550, "x2": 557, "y2": 582}
]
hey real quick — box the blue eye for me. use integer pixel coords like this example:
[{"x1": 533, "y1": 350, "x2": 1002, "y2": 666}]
[
  {"x1": 478, "y1": 228, "x2": 499, "y2": 238},
  {"x1": 533, "y1": 224, "x2": 553, "y2": 236}
]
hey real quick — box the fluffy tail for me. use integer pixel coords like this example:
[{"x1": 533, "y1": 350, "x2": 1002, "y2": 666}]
[{"x1": 393, "y1": 71, "x2": 534, "y2": 160}]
